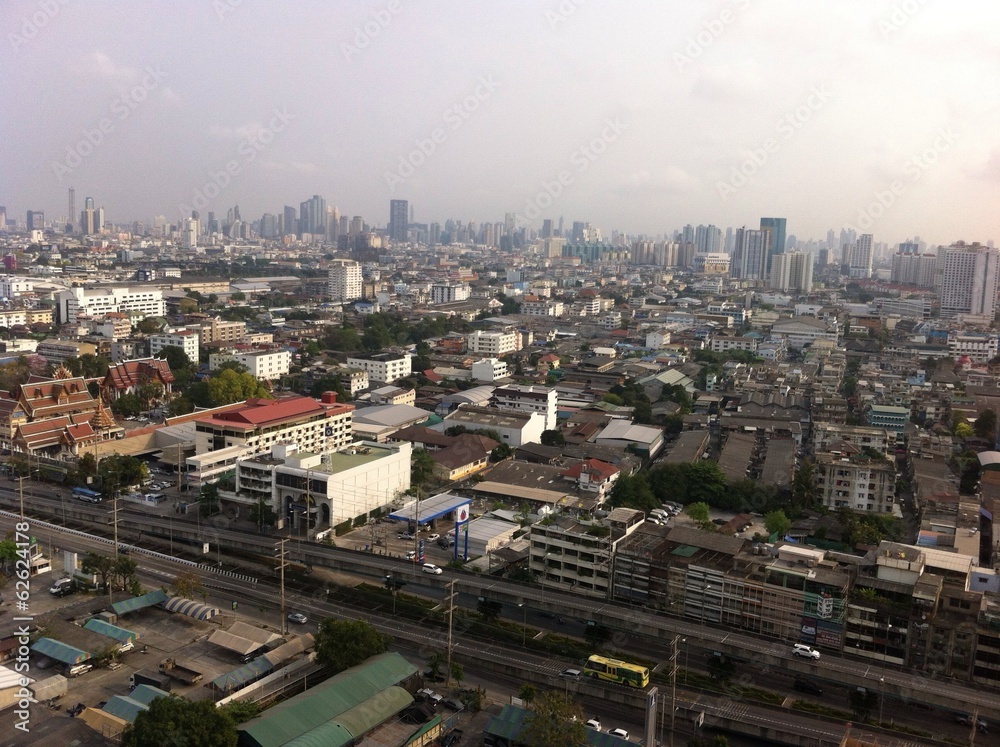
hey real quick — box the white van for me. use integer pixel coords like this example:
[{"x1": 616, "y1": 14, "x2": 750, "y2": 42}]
[
  {"x1": 649, "y1": 508, "x2": 669, "y2": 520},
  {"x1": 66, "y1": 663, "x2": 93, "y2": 677}
]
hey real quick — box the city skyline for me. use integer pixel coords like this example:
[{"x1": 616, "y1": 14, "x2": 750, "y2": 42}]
[{"x1": 3, "y1": 1, "x2": 1000, "y2": 247}]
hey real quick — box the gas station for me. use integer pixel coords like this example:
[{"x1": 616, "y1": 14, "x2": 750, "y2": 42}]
[{"x1": 388, "y1": 492, "x2": 472, "y2": 562}]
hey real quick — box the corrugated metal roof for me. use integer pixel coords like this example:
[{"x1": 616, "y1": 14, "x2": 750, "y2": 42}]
[
  {"x1": 30, "y1": 637, "x2": 91, "y2": 664},
  {"x1": 263, "y1": 634, "x2": 313, "y2": 667},
  {"x1": 229, "y1": 622, "x2": 281, "y2": 645},
  {"x1": 111, "y1": 588, "x2": 168, "y2": 616},
  {"x1": 82, "y1": 618, "x2": 138, "y2": 643},
  {"x1": 239, "y1": 652, "x2": 417, "y2": 747},
  {"x1": 102, "y1": 694, "x2": 150, "y2": 723},
  {"x1": 163, "y1": 596, "x2": 221, "y2": 620},
  {"x1": 208, "y1": 630, "x2": 263, "y2": 656},
  {"x1": 129, "y1": 684, "x2": 171, "y2": 705},
  {"x1": 211, "y1": 657, "x2": 273, "y2": 692},
  {"x1": 282, "y1": 687, "x2": 413, "y2": 747}
]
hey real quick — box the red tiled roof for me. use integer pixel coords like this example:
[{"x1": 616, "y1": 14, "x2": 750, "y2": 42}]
[
  {"x1": 560, "y1": 458, "x2": 619, "y2": 481},
  {"x1": 18, "y1": 378, "x2": 96, "y2": 419},
  {"x1": 104, "y1": 358, "x2": 176, "y2": 390},
  {"x1": 195, "y1": 395, "x2": 353, "y2": 431}
]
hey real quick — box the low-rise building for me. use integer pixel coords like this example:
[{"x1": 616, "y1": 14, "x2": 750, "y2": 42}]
[
  {"x1": 150, "y1": 329, "x2": 199, "y2": 363},
  {"x1": 437, "y1": 405, "x2": 546, "y2": 447},
  {"x1": 815, "y1": 447, "x2": 896, "y2": 513},
  {"x1": 345, "y1": 352, "x2": 412, "y2": 384},
  {"x1": 492, "y1": 384, "x2": 558, "y2": 431},
  {"x1": 467, "y1": 328, "x2": 519, "y2": 357},
  {"x1": 209, "y1": 349, "x2": 292, "y2": 380}
]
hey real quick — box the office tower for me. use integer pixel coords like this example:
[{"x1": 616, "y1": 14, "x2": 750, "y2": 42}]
[
  {"x1": 260, "y1": 213, "x2": 277, "y2": 238},
  {"x1": 681, "y1": 224, "x2": 695, "y2": 244},
  {"x1": 730, "y1": 227, "x2": 770, "y2": 281},
  {"x1": 541, "y1": 219, "x2": 553, "y2": 239},
  {"x1": 67, "y1": 188, "x2": 75, "y2": 233},
  {"x1": 328, "y1": 259, "x2": 362, "y2": 302},
  {"x1": 327, "y1": 206, "x2": 339, "y2": 241},
  {"x1": 826, "y1": 229, "x2": 836, "y2": 249},
  {"x1": 571, "y1": 221, "x2": 586, "y2": 242},
  {"x1": 818, "y1": 248, "x2": 830, "y2": 268},
  {"x1": 724, "y1": 227, "x2": 734, "y2": 253},
  {"x1": 769, "y1": 250, "x2": 813, "y2": 293},
  {"x1": 96, "y1": 206, "x2": 105, "y2": 233},
  {"x1": 182, "y1": 218, "x2": 198, "y2": 248},
  {"x1": 891, "y1": 252, "x2": 937, "y2": 287},
  {"x1": 898, "y1": 241, "x2": 919, "y2": 255},
  {"x1": 26, "y1": 210, "x2": 44, "y2": 231},
  {"x1": 759, "y1": 217, "x2": 786, "y2": 272},
  {"x1": 939, "y1": 243, "x2": 1000, "y2": 319},
  {"x1": 282, "y1": 206, "x2": 297, "y2": 237},
  {"x1": 429, "y1": 222, "x2": 441, "y2": 245},
  {"x1": 848, "y1": 234, "x2": 874, "y2": 278},
  {"x1": 299, "y1": 194, "x2": 326, "y2": 237},
  {"x1": 0, "y1": 207, "x2": 6, "y2": 231},
  {"x1": 389, "y1": 199, "x2": 408, "y2": 242},
  {"x1": 207, "y1": 212, "x2": 217, "y2": 234},
  {"x1": 695, "y1": 224, "x2": 722, "y2": 253},
  {"x1": 151, "y1": 215, "x2": 168, "y2": 237},
  {"x1": 504, "y1": 212, "x2": 516, "y2": 239}
]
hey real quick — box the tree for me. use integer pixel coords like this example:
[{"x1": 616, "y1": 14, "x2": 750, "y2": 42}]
[
  {"x1": 491, "y1": 443, "x2": 513, "y2": 461},
  {"x1": 249, "y1": 497, "x2": 276, "y2": 531},
  {"x1": 520, "y1": 691, "x2": 585, "y2": 747},
  {"x1": 172, "y1": 571, "x2": 205, "y2": 600},
  {"x1": 230, "y1": 291, "x2": 246, "y2": 301},
  {"x1": 411, "y1": 449, "x2": 435, "y2": 487},
  {"x1": 849, "y1": 687, "x2": 879, "y2": 721},
  {"x1": 315, "y1": 618, "x2": 391, "y2": 673},
  {"x1": 137, "y1": 318, "x2": 161, "y2": 334},
  {"x1": 792, "y1": 461, "x2": 819, "y2": 507},
  {"x1": 206, "y1": 368, "x2": 271, "y2": 406},
  {"x1": 82, "y1": 552, "x2": 115, "y2": 590},
  {"x1": 518, "y1": 684, "x2": 537, "y2": 703},
  {"x1": 450, "y1": 661, "x2": 464, "y2": 686},
  {"x1": 155, "y1": 345, "x2": 193, "y2": 374},
  {"x1": 111, "y1": 393, "x2": 143, "y2": 418},
  {"x1": 113, "y1": 555, "x2": 139, "y2": 591},
  {"x1": 199, "y1": 483, "x2": 220, "y2": 517},
  {"x1": 426, "y1": 652, "x2": 445, "y2": 680},
  {"x1": 685, "y1": 501, "x2": 710, "y2": 525},
  {"x1": 219, "y1": 700, "x2": 259, "y2": 725},
  {"x1": 954, "y1": 422, "x2": 974, "y2": 439},
  {"x1": 540, "y1": 429, "x2": 565, "y2": 447},
  {"x1": 764, "y1": 510, "x2": 792, "y2": 538},
  {"x1": 477, "y1": 598, "x2": 503, "y2": 623},
  {"x1": 123, "y1": 696, "x2": 238, "y2": 747},
  {"x1": 975, "y1": 408, "x2": 998, "y2": 441}
]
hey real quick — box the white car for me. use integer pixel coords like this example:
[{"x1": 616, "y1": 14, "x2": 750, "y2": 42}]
[
  {"x1": 560, "y1": 668, "x2": 582, "y2": 678},
  {"x1": 427, "y1": 533, "x2": 441, "y2": 542},
  {"x1": 608, "y1": 727, "x2": 630, "y2": 739},
  {"x1": 585, "y1": 718, "x2": 601, "y2": 730},
  {"x1": 422, "y1": 563, "x2": 443, "y2": 575},
  {"x1": 792, "y1": 643, "x2": 820, "y2": 660}
]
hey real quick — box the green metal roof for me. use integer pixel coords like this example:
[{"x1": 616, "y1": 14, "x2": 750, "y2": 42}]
[
  {"x1": 238, "y1": 652, "x2": 417, "y2": 747},
  {"x1": 484, "y1": 704, "x2": 634, "y2": 747},
  {"x1": 111, "y1": 588, "x2": 168, "y2": 616},
  {"x1": 31, "y1": 637, "x2": 91, "y2": 664},
  {"x1": 211, "y1": 657, "x2": 273, "y2": 692},
  {"x1": 102, "y1": 685, "x2": 169, "y2": 724},
  {"x1": 82, "y1": 618, "x2": 138, "y2": 642},
  {"x1": 282, "y1": 687, "x2": 413, "y2": 747}
]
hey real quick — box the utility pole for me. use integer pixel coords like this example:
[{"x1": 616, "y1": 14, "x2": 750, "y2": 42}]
[
  {"x1": 444, "y1": 579, "x2": 456, "y2": 685},
  {"x1": 16, "y1": 474, "x2": 27, "y2": 519},
  {"x1": 669, "y1": 634, "x2": 681, "y2": 747},
  {"x1": 275, "y1": 539, "x2": 288, "y2": 634}
]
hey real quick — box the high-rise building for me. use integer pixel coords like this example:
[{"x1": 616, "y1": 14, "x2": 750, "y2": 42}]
[
  {"x1": 328, "y1": 259, "x2": 362, "y2": 302},
  {"x1": 939, "y1": 242, "x2": 1000, "y2": 319},
  {"x1": 891, "y1": 252, "x2": 937, "y2": 287},
  {"x1": 299, "y1": 194, "x2": 326, "y2": 237},
  {"x1": 759, "y1": 217, "x2": 786, "y2": 272},
  {"x1": 67, "y1": 187, "x2": 75, "y2": 233},
  {"x1": 730, "y1": 227, "x2": 770, "y2": 281},
  {"x1": 26, "y1": 210, "x2": 44, "y2": 231},
  {"x1": 182, "y1": 218, "x2": 198, "y2": 248},
  {"x1": 541, "y1": 219, "x2": 553, "y2": 239},
  {"x1": 282, "y1": 206, "x2": 297, "y2": 237},
  {"x1": 389, "y1": 199, "x2": 408, "y2": 242},
  {"x1": 848, "y1": 234, "x2": 874, "y2": 278},
  {"x1": 769, "y1": 250, "x2": 813, "y2": 293},
  {"x1": 695, "y1": 224, "x2": 722, "y2": 253},
  {"x1": 260, "y1": 213, "x2": 278, "y2": 238}
]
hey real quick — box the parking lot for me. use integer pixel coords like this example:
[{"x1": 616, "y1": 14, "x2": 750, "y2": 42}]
[{"x1": 338, "y1": 518, "x2": 466, "y2": 568}]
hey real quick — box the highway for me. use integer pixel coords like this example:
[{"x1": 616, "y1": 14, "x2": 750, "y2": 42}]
[{"x1": 0, "y1": 483, "x2": 992, "y2": 744}]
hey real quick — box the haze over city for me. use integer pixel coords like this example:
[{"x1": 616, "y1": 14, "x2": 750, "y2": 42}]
[{"x1": 3, "y1": 0, "x2": 1000, "y2": 246}]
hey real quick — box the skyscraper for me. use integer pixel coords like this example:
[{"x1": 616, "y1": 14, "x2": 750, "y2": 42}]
[
  {"x1": 67, "y1": 187, "x2": 75, "y2": 233},
  {"x1": 939, "y1": 243, "x2": 1000, "y2": 319},
  {"x1": 299, "y1": 194, "x2": 327, "y2": 237},
  {"x1": 848, "y1": 234, "x2": 874, "y2": 278},
  {"x1": 769, "y1": 250, "x2": 813, "y2": 293},
  {"x1": 26, "y1": 210, "x2": 44, "y2": 231},
  {"x1": 541, "y1": 219, "x2": 553, "y2": 239},
  {"x1": 328, "y1": 259, "x2": 362, "y2": 302},
  {"x1": 389, "y1": 200, "x2": 408, "y2": 242},
  {"x1": 759, "y1": 217, "x2": 786, "y2": 272},
  {"x1": 730, "y1": 227, "x2": 770, "y2": 281}
]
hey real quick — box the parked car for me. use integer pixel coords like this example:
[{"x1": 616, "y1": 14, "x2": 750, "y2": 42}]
[
  {"x1": 608, "y1": 727, "x2": 630, "y2": 739},
  {"x1": 398, "y1": 532, "x2": 414, "y2": 540},
  {"x1": 793, "y1": 678, "x2": 823, "y2": 696},
  {"x1": 287, "y1": 612, "x2": 308, "y2": 624},
  {"x1": 585, "y1": 718, "x2": 601, "y2": 730},
  {"x1": 792, "y1": 644, "x2": 821, "y2": 660},
  {"x1": 405, "y1": 550, "x2": 417, "y2": 561}
]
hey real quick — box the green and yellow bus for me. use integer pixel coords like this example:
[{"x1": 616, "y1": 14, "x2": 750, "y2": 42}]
[{"x1": 582, "y1": 655, "x2": 650, "y2": 688}]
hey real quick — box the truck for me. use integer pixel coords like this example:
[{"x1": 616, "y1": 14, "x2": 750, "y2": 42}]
[
  {"x1": 129, "y1": 669, "x2": 172, "y2": 692},
  {"x1": 158, "y1": 658, "x2": 203, "y2": 685}
]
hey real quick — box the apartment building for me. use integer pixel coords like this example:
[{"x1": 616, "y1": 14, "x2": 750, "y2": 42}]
[
  {"x1": 529, "y1": 508, "x2": 644, "y2": 599},
  {"x1": 430, "y1": 283, "x2": 470, "y2": 304},
  {"x1": 815, "y1": 449, "x2": 896, "y2": 513},
  {"x1": 35, "y1": 339, "x2": 97, "y2": 366},
  {"x1": 437, "y1": 405, "x2": 546, "y2": 447},
  {"x1": 328, "y1": 259, "x2": 362, "y2": 302},
  {"x1": 521, "y1": 298, "x2": 564, "y2": 317},
  {"x1": 150, "y1": 329, "x2": 200, "y2": 363},
  {"x1": 0, "y1": 308, "x2": 52, "y2": 329},
  {"x1": 948, "y1": 332, "x2": 999, "y2": 364},
  {"x1": 209, "y1": 349, "x2": 292, "y2": 380},
  {"x1": 55, "y1": 285, "x2": 165, "y2": 324},
  {"x1": 812, "y1": 423, "x2": 895, "y2": 458},
  {"x1": 195, "y1": 316, "x2": 247, "y2": 346},
  {"x1": 345, "y1": 352, "x2": 411, "y2": 384},
  {"x1": 467, "y1": 328, "x2": 519, "y2": 357},
  {"x1": 492, "y1": 384, "x2": 558, "y2": 431},
  {"x1": 710, "y1": 335, "x2": 758, "y2": 354}
]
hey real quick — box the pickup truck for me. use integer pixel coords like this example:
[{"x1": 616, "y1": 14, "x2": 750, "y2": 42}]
[{"x1": 158, "y1": 657, "x2": 203, "y2": 685}]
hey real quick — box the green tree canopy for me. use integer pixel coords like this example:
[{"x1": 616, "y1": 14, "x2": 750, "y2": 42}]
[
  {"x1": 314, "y1": 618, "x2": 391, "y2": 673},
  {"x1": 520, "y1": 691, "x2": 585, "y2": 747},
  {"x1": 411, "y1": 448, "x2": 435, "y2": 487},
  {"x1": 764, "y1": 509, "x2": 792, "y2": 537},
  {"x1": 685, "y1": 501, "x2": 711, "y2": 524},
  {"x1": 975, "y1": 408, "x2": 998, "y2": 441},
  {"x1": 206, "y1": 368, "x2": 272, "y2": 405},
  {"x1": 123, "y1": 696, "x2": 237, "y2": 747},
  {"x1": 540, "y1": 429, "x2": 565, "y2": 447}
]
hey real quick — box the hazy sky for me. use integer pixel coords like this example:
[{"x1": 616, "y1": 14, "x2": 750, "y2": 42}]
[{"x1": 3, "y1": 0, "x2": 999, "y2": 247}]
